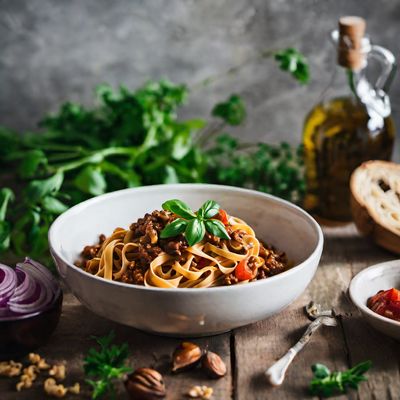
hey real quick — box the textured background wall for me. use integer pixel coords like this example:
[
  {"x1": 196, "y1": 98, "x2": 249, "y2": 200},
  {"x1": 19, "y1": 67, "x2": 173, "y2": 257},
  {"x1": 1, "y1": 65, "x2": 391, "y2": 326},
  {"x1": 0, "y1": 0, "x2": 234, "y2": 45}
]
[{"x1": 1, "y1": 0, "x2": 399, "y2": 149}]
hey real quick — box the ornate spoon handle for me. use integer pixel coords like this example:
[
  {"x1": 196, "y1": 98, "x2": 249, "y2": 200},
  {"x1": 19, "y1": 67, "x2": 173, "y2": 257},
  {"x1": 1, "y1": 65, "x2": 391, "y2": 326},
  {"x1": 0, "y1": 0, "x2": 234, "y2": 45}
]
[{"x1": 265, "y1": 317, "x2": 332, "y2": 386}]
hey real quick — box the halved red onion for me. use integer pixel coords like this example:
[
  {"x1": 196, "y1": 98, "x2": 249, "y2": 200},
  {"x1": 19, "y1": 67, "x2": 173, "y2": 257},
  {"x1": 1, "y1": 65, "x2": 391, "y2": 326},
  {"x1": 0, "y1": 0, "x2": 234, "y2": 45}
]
[
  {"x1": 0, "y1": 259, "x2": 60, "y2": 318},
  {"x1": 0, "y1": 264, "x2": 17, "y2": 303}
]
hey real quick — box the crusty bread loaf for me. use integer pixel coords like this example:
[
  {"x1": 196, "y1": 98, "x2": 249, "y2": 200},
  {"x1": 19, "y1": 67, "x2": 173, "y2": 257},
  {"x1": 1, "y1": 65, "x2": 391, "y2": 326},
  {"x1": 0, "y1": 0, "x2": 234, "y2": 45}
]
[{"x1": 350, "y1": 160, "x2": 400, "y2": 254}]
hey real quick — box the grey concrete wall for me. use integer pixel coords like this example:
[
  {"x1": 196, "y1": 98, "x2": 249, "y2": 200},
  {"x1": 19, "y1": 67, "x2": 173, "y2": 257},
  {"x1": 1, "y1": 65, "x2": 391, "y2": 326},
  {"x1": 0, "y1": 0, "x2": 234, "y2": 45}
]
[{"x1": 1, "y1": 0, "x2": 399, "y2": 148}]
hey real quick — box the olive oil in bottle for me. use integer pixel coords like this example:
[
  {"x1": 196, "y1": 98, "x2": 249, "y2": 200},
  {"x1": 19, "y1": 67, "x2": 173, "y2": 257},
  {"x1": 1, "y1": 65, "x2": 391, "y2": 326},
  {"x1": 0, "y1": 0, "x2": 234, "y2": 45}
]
[{"x1": 303, "y1": 16, "x2": 396, "y2": 224}]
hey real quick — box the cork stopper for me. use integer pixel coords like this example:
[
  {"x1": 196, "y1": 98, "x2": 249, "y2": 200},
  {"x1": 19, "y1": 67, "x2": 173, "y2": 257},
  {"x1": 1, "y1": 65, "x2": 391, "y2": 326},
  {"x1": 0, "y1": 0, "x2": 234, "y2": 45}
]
[{"x1": 337, "y1": 16, "x2": 367, "y2": 70}]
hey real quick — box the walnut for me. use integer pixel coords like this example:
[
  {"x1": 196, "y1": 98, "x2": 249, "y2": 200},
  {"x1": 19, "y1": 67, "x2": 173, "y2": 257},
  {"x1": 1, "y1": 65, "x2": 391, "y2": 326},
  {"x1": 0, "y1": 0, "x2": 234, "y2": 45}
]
[
  {"x1": 29, "y1": 353, "x2": 50, "y2": 369},
  {"x1": 187, "y1": 385, "x2": 214, "y2": 399},
  {"x1": 16, "y1": 374, "x2": 34, "y2": 391},
  {"x1": 23, "y1": 365, "x2": 39, "y2": 380},
  {"x1": 44, "y1": 378, "x2": 68, "y2": 398},
  {"x1": 49, "y1": 364, "x2": 66, "y2": 380},
  {"x1": 0, "y1": 360, "x2": 22, "y2": 377},
  {"x1": 28, "y1": 353, "x2": 41, "y2": 364}
]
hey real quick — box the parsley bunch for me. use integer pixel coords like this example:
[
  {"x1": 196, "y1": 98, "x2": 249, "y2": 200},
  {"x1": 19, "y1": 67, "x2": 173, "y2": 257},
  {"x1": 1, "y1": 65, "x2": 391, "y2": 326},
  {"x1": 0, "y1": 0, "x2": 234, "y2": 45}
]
[
  {"x1": 160, "y1": 199, "x2": 230, "y2": 246},
  {"x1": 0, "y1": 48, "x2": 309, "y2": 263},
  {"x1": 84, "y1": 331, "x2": 132, "y2": 399},
  {"x1": 310, "y1": 361, "x2": 372, "y2": 397}
]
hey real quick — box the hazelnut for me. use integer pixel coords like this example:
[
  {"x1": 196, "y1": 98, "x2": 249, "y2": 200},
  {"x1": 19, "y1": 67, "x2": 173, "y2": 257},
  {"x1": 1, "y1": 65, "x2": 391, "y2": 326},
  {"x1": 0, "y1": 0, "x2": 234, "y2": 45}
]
[
  {"x1": 172, "y1": 342, "x2": 202, "y2": 372},
  {"x1": 202, "y1": 351, "x2": 227, "y2": 379},
  {"x1": 125, "y1": 367, "x2": 166, "y2": 400}
]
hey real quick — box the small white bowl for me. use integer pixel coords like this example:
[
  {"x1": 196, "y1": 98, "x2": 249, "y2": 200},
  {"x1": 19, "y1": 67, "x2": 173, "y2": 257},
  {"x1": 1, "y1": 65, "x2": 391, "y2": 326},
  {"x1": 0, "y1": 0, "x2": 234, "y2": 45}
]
[
  {"x1": 349, "y1": 260, "x2": 400, "y2": 341},
  {"x1": 49, "y1": 184, "x2": 323, "y2": 336}
]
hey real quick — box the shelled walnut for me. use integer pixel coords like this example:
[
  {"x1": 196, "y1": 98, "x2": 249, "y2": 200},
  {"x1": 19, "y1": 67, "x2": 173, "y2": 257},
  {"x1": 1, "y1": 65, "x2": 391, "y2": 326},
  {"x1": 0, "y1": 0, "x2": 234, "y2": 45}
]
[
  {"x1": 49, "y1": 364, "x2": 66, "y2": 380},
  {"x1": 0, "y1": 361, "x2": 22, "y2": 377}
]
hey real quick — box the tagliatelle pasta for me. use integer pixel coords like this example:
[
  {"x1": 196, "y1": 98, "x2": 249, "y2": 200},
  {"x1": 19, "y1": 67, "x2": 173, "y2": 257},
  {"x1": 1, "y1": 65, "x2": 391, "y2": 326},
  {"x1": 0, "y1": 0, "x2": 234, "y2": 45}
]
[{"x1": 77, "y1": 205, "x2": 290, "y2": 288}]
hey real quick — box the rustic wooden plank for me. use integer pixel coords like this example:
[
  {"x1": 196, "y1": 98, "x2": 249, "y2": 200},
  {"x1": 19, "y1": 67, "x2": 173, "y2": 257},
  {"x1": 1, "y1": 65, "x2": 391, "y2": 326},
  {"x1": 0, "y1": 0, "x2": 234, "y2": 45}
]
[
  {"x1": 0, "y1": 291, "x2": 233, "y2": 399},
  {"x1": 233, "y1": 224, "x2": 399, "y2": 400},
  {"x1": 2, "y1": 225, "x2": 399, "y2": 399}
]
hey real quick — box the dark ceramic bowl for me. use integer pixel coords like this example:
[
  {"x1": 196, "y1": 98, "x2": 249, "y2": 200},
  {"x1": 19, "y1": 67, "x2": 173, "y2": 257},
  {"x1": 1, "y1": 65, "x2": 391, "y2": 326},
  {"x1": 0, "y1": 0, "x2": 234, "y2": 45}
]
[{"x1": 0, "y1": 291, "x2": 63, "y2": 360}]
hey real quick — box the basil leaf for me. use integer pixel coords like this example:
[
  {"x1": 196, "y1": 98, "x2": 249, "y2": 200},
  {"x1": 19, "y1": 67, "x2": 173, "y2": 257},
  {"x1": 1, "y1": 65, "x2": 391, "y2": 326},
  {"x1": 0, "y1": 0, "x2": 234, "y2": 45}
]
[
  {"x1": 185, "y1": 218, "x2": 205, "y2": 246},
  {"x1": 162, "y1": 199, "x2": 196, "y2": 219},
  {"x1": 198, "y1": 200, "x2": 220, "y2": 219},
  {"x1": 74, "y1": 165, "x2": 107, "y2": 196},
  {"x1": 204, "y1": 219, "x2": 230, "y2": 240},
  {"x1": 160, "y1": 218, "x2": 188, "y2": 239}
]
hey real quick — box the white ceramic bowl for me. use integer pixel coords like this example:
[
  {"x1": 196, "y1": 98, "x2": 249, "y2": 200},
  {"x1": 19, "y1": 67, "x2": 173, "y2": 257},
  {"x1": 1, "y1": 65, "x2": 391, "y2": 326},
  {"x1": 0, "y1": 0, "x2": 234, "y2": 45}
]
[
  {"x1": 49, "y1": 184, "x2": 323, "y2": 336},
  {"x1": 349, "y1": 260, "x2": 400, "y2": 341}
]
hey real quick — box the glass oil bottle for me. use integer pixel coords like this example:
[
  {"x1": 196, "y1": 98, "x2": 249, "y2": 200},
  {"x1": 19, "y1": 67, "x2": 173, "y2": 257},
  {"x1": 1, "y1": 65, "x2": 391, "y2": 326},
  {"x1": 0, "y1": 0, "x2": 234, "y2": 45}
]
[{"x1": 302, "y1": 16, "x2": 396, "y2": 225}]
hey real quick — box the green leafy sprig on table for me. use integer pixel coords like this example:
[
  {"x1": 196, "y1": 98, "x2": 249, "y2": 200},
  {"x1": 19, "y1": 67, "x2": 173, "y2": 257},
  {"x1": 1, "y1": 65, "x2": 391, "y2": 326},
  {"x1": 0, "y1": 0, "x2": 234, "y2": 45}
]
[
  {"x1": 84, "y1": 331, "x2": 132, "y2": 400},
  {"x1": 160, "y1": 199, "x2": 230, "y2": 246},
  {"x1": 309, "y1": 361, "x2": 372, "y2": 398},
  {"x1": 0, "y1": 47, "x2": 308, "y2": 262}
]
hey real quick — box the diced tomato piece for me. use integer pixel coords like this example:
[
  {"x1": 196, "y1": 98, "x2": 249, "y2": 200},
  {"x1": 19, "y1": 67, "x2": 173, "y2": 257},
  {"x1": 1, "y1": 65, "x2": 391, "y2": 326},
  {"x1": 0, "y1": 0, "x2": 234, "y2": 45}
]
[
  {"x1": 387, "y1": 288, "x2": 400, "y2": 302},
  {"x1": 368, "y1": 288, "x2": 400, "y2": 322},
  {"x1": 217, "y1": 209, "x2": 229, "y2": 225},
  {"x1": 235, "y1": 257, "x2": 255, "y2": 281}
]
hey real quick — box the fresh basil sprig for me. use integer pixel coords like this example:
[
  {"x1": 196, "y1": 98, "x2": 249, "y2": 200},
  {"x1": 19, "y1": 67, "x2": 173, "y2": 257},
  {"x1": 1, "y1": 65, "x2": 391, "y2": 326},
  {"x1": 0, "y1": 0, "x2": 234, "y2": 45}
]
[{"x1": 160, "y1": 199, "x2": 230, "y2": 246}]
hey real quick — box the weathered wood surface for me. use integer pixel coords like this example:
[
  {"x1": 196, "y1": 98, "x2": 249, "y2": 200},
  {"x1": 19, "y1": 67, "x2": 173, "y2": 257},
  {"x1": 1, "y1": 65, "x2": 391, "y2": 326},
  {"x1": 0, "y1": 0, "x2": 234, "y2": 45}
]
[{"x1": 1, "y1": 225, "x2": 400, "y2": 399}]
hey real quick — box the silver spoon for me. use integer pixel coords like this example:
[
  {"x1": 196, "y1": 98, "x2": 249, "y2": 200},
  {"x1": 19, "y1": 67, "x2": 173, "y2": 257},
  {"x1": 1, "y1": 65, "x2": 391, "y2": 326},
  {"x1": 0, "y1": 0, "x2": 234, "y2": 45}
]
[{"x1": 265, "y1": 302, "x2": 338, "y2": 386}]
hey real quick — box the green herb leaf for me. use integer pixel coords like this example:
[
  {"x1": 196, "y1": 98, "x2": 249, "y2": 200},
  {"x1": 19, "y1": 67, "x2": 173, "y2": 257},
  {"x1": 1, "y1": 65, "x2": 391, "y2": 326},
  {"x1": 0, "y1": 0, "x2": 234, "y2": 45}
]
[
  {"x1": 204, "y1": 219, "x2": 230, "y2": 239},
  {"x1": 41, "y1": 196, "x2": 68, "y2": 214},
  {"x1": 84, "y1": 331, "x2": 132, "y2": 400},
  {"x1": 160, "y1": 218, "x2": 188, "y2": 239},
  {"x1": 312, "y1": 363, "x2": 331, "y2": 379},
  {"x1": 74, "y1": 165, "x2": 107, "y2": 196},
  {"x1": 212, "y1": 95, "x2": 246, "y2": 125},
  {"x1": 26, "y1": 172, "x2": 64, "y2": 202},
  {"x1": 163, "y1": 165, "x2": 180, "y2": 184},
  {"x1": 162, "y1": 199, "x2": 196, "y2": 220},
  {"x1": 185, "y1": 218, "x2": 206, "y2": 246},
  {"x1": 310, "y1": 361, "x2": 372, "y2": 397},
  {"x1": 19, "y1": 149, "x2": 48, "y2": 179},
  {"x1": 274, "y1": 48, "x2": 310, "y2": 84},
  {"x1": 0, "y1": 221, "x2": 11, "y2": 253},
  {"x1": 0, "y1": 188, "x2": 14, "y2": 221},
  {"x1": 198, "y1": 200, "x2": 220, "y2": 219}
]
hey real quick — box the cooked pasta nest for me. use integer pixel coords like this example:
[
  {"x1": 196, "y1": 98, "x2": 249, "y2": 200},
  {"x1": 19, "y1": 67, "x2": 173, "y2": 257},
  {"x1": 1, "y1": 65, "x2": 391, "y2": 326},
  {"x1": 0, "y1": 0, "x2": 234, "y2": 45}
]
[{"x1": 76, "y1": 210, "x2": 289, "y2": 288}]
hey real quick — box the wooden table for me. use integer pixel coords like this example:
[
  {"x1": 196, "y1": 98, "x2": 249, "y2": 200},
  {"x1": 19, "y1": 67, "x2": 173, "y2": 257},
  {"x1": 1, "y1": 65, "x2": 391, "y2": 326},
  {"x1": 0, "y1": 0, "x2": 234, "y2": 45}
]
[{"x1": 1, "y1": 225, "x2": 400, "y2": 399}]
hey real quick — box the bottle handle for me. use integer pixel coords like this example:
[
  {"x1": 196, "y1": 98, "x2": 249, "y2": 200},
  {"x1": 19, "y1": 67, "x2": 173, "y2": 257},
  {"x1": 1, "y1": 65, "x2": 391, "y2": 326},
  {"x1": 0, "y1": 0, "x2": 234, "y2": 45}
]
[{"x1": 367, "y1": 45, "x2": 396, "y2": 94}]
